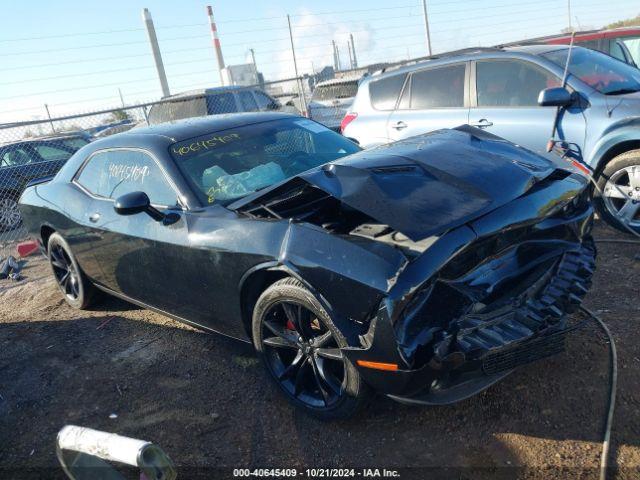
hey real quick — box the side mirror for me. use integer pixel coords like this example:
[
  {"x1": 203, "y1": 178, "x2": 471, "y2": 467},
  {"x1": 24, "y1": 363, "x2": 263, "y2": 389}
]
[
  {"x1": 538, "y1": 87, "x2": 573, "y2": 107},
  {"x1": 114, "y1": 191, "x2": 164, "y2": 221}
]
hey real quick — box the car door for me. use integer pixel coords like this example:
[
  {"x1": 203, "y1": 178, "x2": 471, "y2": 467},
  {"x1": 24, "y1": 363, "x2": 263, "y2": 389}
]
[
  {"x1": 74, "y1": 148, "x2": 189, "y2": 312},
  {"x1": 469, "y1": 58, "x2": 586, "y2": 159},
  {"x1": 386, "y1": 62, "x2": 470, "y2": 142}
]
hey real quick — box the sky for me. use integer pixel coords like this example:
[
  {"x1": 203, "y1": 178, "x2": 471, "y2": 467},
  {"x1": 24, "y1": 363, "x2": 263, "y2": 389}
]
[{"x1": 0, "y1": 0, "x2": 639, "y2": 123}]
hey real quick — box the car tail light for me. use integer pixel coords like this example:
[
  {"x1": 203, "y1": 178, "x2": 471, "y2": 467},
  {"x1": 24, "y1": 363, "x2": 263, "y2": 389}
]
[{"x1": 340, "y1": 112, "x2": 358, "y2": 134}]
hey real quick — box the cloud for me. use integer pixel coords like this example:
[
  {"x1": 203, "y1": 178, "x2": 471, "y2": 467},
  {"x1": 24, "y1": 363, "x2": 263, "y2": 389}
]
[{"x1": 266, "y1": 11, "x2": 377, "y2": 79}]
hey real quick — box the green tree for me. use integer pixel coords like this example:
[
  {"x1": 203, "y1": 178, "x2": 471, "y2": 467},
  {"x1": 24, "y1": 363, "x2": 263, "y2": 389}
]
[
  {"x1": 605, "y1": 13, "x2": 640, "y2": 29},
  {"x1": 108, "y1": 109, "x2": 131, "y2": 122}
]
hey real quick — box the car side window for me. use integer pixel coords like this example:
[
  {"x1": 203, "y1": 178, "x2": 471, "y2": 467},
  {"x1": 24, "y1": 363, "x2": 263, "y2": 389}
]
[
  {"x1": 32, "y1": 144, "x2": 73, "y2": 161},
  {"x1": 238, "y1": 90, "x2": 258, "y2": 111},
  {"x1": 609, "y1": 40, "x2": 629, "y2": 63},
  {"x1": 76, "y1": 150, "x2": 178, "y2": 206},
  {"x1": 369, "y1": 73, "x2": 407, "y2": 110},
  {"x1": 476, "y1": 60, "x2": 561, "y2": 107},
  {"x1": 1, "y1": 147, "x2": 34, "y2": 166},
  {"x1": 254, "y1": 91, "x2": 278, "y2": 110},
  {"x1": 405, "y1": 64, "x2": 465, "y2": 109},
  {"x1": 207, "y1": 93, "x2": 237, "y2": 114},
  {"x1": 148, "y1": 98, "x2": 205, "y2": 124}
]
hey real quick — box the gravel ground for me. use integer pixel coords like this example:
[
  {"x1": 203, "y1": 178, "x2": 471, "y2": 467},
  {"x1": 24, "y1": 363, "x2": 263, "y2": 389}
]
[{"x1": 0, "y1": 221, "x2": 638, "y2": 479}]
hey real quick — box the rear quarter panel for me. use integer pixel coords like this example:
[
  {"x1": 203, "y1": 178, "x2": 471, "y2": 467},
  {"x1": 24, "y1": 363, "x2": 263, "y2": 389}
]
[{"x1": 19, "y1": 181, "x2": 102, "y2": 280}]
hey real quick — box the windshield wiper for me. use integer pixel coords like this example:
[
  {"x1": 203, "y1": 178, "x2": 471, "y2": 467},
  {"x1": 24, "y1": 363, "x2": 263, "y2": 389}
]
[{"x1": 605, "y1": 88, "x2": 640, "y2": 95}]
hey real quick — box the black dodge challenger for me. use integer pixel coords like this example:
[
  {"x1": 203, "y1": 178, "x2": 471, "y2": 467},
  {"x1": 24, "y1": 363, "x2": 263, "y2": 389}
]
[{"x1": 19, "y1": 112, "x2": 596, "y2": 419}]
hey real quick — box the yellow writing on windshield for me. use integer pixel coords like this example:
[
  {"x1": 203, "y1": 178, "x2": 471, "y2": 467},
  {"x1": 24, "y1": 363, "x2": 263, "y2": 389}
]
[{"x1": 172, "y1": 133, "x2": 240, "y2": 157}]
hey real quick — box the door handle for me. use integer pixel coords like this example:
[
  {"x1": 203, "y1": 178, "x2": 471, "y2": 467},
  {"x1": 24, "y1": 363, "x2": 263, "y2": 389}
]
[
  {"x1": 391, "y1": 121, "x2": 408, "y2": 130},
  {"x1": 89, "y1": 213, "x2": 101, "y2": 223},
  {"x1": 470, "y1": 119, "x2": 493, "y2": 128}
]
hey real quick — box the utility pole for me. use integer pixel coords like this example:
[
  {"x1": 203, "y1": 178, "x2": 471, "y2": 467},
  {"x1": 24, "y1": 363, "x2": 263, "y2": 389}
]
[
  {"x1": 206, "y1": 5, "x2": 226, "y2": 85},
  {"x1": 142, "y1": 8, "x2": 170, "y2": 97},
  {"x1": 118, "y1": 88, "x2": 125, "y2": 108},
  {"x1": 335, "y1": 44, "x2": 341, "y2": 72},
  {"x1": 350, "y1": 33, "x2": 358, "y2": 68},
  {"x1": 44, "y1": 104, "x2": 55, "y2": 133},
  {"x1": 347, "y1": 42, "x2": 354, "y2": 69},
  {"x1": 421, "y1": 0, "x2": 433, "y2": 56},
  {"x1": 287, "y1": 15, "x2": 307, "y2": 116},
  {"x1": 249, "y1": 48, "x2": 258, "y2": 84},
  {"x1": 567, "y1": 0, "x2": 572, "y2": 31}
]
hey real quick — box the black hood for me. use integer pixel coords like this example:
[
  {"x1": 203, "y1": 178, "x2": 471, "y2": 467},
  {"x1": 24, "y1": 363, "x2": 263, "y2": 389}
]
[{"x1": 232, "y1": 126, "x2": 557, "y2": 241}]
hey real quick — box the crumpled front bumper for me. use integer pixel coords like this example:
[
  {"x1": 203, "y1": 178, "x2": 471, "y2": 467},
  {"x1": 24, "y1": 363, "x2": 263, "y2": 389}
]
[{"x1": 343, "y1": 234, "x2": 596, "y2": 405}]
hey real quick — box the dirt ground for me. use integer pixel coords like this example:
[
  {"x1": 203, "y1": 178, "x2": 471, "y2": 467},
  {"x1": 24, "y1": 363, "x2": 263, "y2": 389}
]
[{"x1": 0, "y1": 221, "x2": 638, "y2": 479}]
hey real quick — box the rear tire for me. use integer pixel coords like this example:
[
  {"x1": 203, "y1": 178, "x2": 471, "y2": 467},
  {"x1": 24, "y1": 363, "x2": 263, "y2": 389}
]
[
  {"x1": 594, "y1": 150, "x2": 640, "y2": 235},
  {"x1": 47, "y1": 232, "x2": 96, "y2": 309},
  {"x1": 252, "y1": 278, "x2": 369, "y2": 420}
]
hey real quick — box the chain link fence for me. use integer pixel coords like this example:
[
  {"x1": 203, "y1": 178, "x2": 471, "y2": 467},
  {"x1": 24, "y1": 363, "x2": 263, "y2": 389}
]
[{"x1": 0, "y1": 75, "x2": 364, "y2": 257}]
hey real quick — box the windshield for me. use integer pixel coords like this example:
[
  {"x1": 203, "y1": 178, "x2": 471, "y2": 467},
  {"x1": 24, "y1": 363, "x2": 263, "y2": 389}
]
[
  {"x1": 542, "y1": 47, "x2": 640, "y2": 95},
  {"x1": 170, "y1": 117, "x2": 361, "y2": 205}
]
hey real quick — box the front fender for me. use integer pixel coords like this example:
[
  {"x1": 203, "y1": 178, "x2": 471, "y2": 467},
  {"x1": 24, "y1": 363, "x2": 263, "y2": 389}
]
[{"x1": 587, "y1": 117, "x2": 640, "y2": 170}]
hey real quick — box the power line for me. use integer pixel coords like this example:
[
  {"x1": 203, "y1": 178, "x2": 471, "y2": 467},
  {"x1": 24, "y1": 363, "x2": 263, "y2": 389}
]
[
  {"x1": 3, "y1": 46, "x2": 213, "y2": 72},
  {"x1": 0, "y1": 33, "x2": 211, "y2": 58},
  {"x1": 0, "y1": 67, "x2": 219, "y2": 101},
  {"x1": 0, "y1": 3, "x2": 422, "y2": 43}
]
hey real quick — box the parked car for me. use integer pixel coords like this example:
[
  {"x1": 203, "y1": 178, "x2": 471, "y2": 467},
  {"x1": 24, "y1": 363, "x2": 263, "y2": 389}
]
[
  {"x1": 19, "y1": 113, "x2": 595, "y2": 419},
  {"x1": 308, "y1": 77, "x2": 360, "y2": 131},
  {"x1": 343, "y1": 45, "x2": 640, "y2": 234},
  {"x1": 146, "y1": 86, "x2": 282, "y2": 125},
  {"x1": 512, "y1": 27, "x2": 640, "y2": 67},
  {"x1": 0, "y1": 133, "x2": 91, "y2": 231}
]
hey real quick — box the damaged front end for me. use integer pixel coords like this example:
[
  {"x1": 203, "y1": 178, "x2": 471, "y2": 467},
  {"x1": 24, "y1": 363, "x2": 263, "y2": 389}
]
[
  {"x1": 232, "y1": 127, "x2": 597, "y2": 404},
  {"x1": 345, "y1": 170, "x2": 596, "y2": 405}
]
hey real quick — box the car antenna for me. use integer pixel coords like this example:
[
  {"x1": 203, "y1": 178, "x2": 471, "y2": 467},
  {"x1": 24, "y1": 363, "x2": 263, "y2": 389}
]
[{"x1": 546, "y1": 31, "x2": 576, "y2": 153}]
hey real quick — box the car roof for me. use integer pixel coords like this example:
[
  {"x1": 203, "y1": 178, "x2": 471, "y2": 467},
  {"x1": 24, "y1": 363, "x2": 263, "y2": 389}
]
[
  {"x1": 315, "y1": 77, "x2": 361, "y2": 87},
  {"x1": 161, "y1": 85, "x2": 265, "y2": 99},
  {"x1": 369, "y1": 44, "x2": 570, "y2": 79},
  {"x1": 0, "y1": 133, "x2": 87, "y2": 148},
  {"x1": 503, "y1": 44, "x2": 568, "y2": 55},
  {"x1": 103, "y1": 112, "x2": 298, "y2": 144}
]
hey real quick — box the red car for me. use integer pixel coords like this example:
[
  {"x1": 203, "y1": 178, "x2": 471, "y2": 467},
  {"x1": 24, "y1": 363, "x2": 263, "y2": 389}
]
[{"x1": 506, "y1": 27, "x2": 640, "y2": 67}]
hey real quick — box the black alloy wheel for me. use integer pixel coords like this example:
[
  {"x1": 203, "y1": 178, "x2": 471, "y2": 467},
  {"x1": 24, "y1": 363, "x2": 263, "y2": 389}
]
[
  {"x1": 261, "y1": 301, "x2": 346, "y2": 408},
  {"x1": 252, "y1": 278, "x2": 369, "y2": 420},
  {"x1": 47, "y1": 232, "x2": 96, "y2": 309},
  {"x1": 50, "y1": 244, "x2": 81, "y2": 302}
]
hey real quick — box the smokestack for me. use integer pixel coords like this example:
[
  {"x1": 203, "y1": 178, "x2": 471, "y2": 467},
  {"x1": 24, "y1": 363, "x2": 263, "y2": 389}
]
[
  {"x1": 332, "y1": 40, "x2": 338, "y2": 71},
  {"x1": 206, "y1": 5, "x2": 226, "y2": 85},
  {"x1": 350, "y1": 33, "x2": 358, "y2": 68}
]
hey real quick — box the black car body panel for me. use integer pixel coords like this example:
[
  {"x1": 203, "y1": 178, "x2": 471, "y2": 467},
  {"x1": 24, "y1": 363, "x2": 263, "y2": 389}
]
[{"x1": 18, "y1": 113, "x2": 596, "y2": 405}]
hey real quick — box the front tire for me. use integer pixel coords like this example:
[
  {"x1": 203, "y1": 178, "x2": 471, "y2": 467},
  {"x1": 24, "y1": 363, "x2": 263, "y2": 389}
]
[
  {"x1": 0, "y1": 192, "x2": 22, "y2": 232},
  {"x1": 47, "y1": 232, "x2": 96, "y2": 309},
  {"x1": 595, "y1": 150, "x2": 640, "y2": 235},
  {"x1": 252, "y1": 278, "x2": 369, "y2": 420}
]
